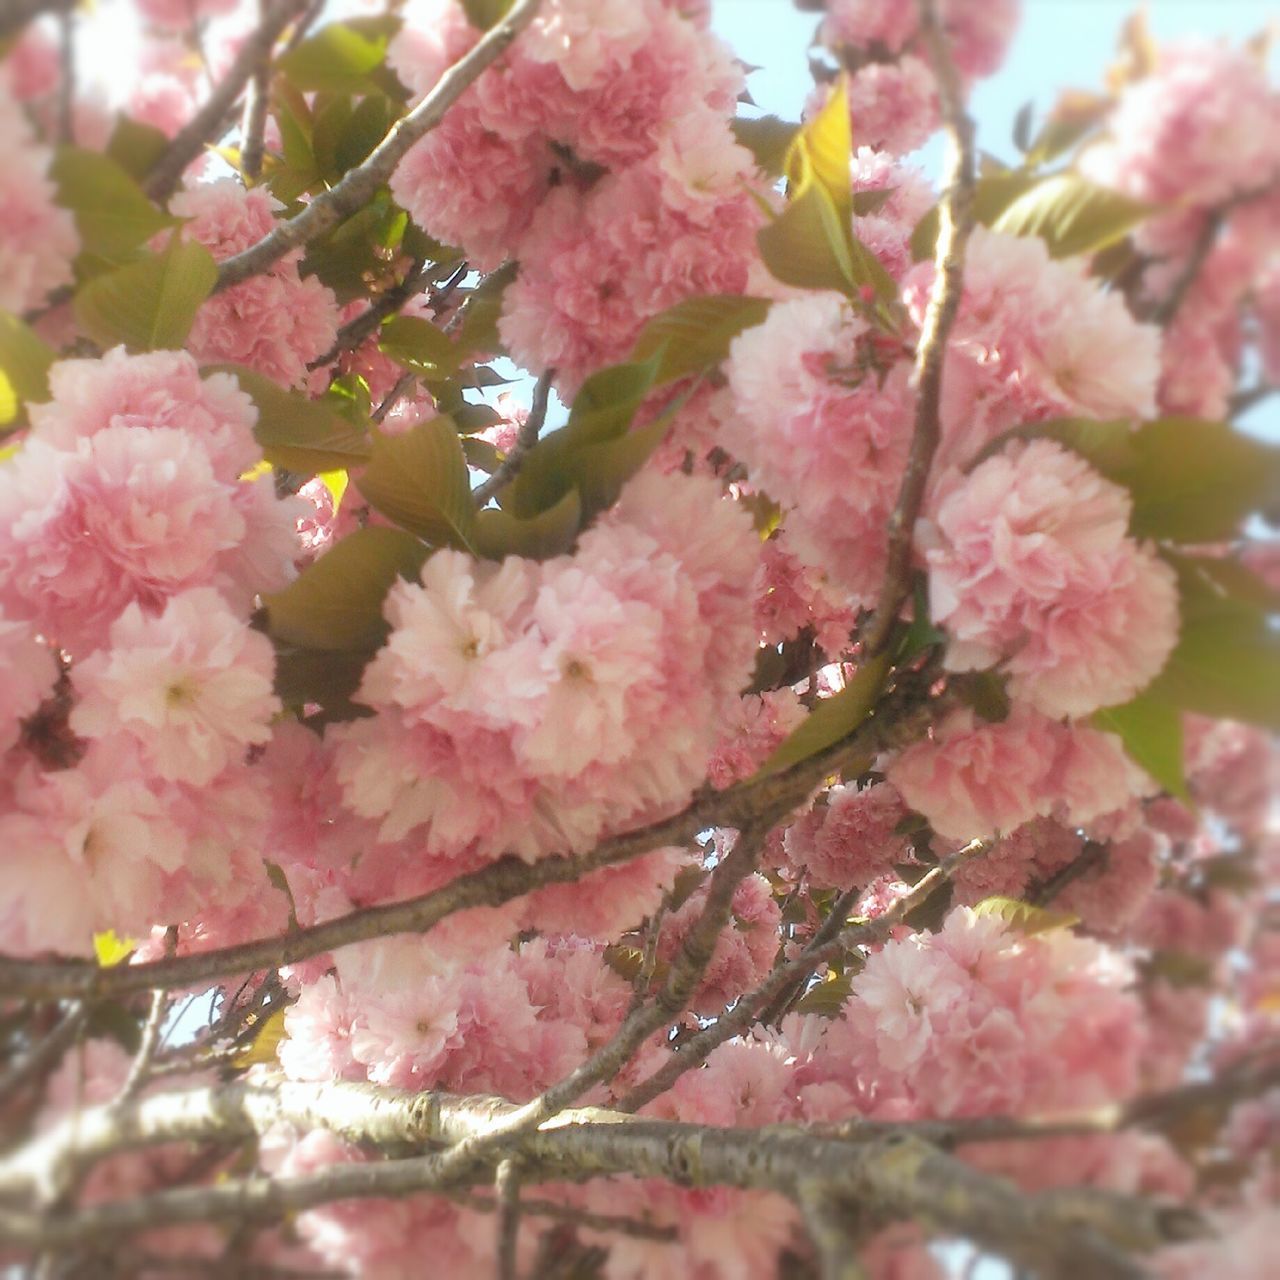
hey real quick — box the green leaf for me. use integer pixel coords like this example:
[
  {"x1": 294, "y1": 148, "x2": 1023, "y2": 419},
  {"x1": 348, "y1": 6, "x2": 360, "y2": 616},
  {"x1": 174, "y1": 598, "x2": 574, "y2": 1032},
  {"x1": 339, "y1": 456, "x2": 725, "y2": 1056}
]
[
  {"x1": 454, "y1": 263, "x2": 516, "y2": 358},
  {"x1": 474, "y1": 488, "x2": 581, "y2": 561},
  {"x1": 971, "y1": 897, "x2": 1079, "y2": 936},
  {"x1": 569, "y1": 412, "x2": 673, "y2": 521},
  {"x1": 461, "y1": 0, "x2": 515, "y2": 28},
  {"x1": 1144, "y1": 554, "x2": 1280, "y2": 731},
  {"x1": 565, "y1": 355, "x2": 661, "y2": 446},
  {"x1": 1004, "y1": 417, "x2": 1280, "y2": 544},
  {"x1": 51, "y1": 146, "x2": 178, "y2": 262},
  {"x1": 756, "y1": 652, "x2": 890, "y2": 777},
  {"x1": 93, "y1": 929, "x2": 137, "y2": 968},
  {"x1": 336, "y1": 92, "x2": 396, "y2": 173},
  {"x1": 105, "y1": 115, "x2": 170, "y2": 180},
  {"x1": 204, "y1": 364, "x2": 372, "y2": 476},
  {"x1": 730, "y1": 115, "x2": 799, "y2": 176},
  {"x1": 0, "y1": 312, "x2": 55, "y2": 429},
  {"x1": 263, "y1": 863, "x2": 299, "y2": 934},
  {"x1": 991, "y1": 173, "x2": 1155, "y2": 259},
  {"x1": 231, "y1": 1006, "x2": 289, "y2": 1067},
  {"x1": 758, "y1": 181, "x2": 857, "y2": 294},
  {"x1": 357, "y1": 416, "x2": 477, "y2": 549},
  {"x1": 795, "y1": 972, "x2": 854, "y2": 1017},
  {"x1": 265, "y1": 525, "x2": 429, "y2": 650},
  {"x1": 910, "y1": 170, "x2": 1040, "y2": 262},
  {"x1": 631, "y1": 294, "x2": 771, "y2": 385},
  {"x1": 786, "y1": 76, "x2": 852, "y2": 225},
  {"x1": 273, "y1": 644, "x2": 375, "y2": 720},
  {"x1": 278, "y1": 22, "x2": 392, "y2": 94},
  {"x1": 73, "y1": 237, "x2": 218, "y2": 352},
  {"x1": 1092, "y1": 693, "x2": 1188, "y2": 800},
  {"x1": 378, "y1": 315, "x2": 459, "y2": 378}
]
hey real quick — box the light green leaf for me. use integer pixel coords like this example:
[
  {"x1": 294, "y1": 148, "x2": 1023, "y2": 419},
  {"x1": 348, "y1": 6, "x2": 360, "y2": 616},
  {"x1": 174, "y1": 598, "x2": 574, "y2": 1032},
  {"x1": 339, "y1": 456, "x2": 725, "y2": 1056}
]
[
  {"x1": 378, "y1": 315, "x2": 459, "y2": 378},
  {"x1": 565, "y1": 355, "x2": 661, "y2": 446},
  {"x1": 786, "y1": 76, "x2": 852, "y2": 224},
  {"x1": 278, "y1": 22, "x2": 392, "y2": 94},
  {"x1": 730, "y1": 115, "x2": 799, "y2": 176},
  {"x1": 756, "y1": 652, "x2": 890, "y2": 777},
  {"x1": 73, "y1": 237, "x2": 217, "y2": 352},
  {"x1": 758, "y1": 181, "x2": 856, "y2": 294},
  {"x1": 205, "y1": 363, "x2": 373, "y2": 476},
  {"x1": 358, "y1": 416, "x2": 477, "y2": 549},
  {"x1": 0, "y1": 312, "x2": 56, "y2": 429},
  {"x1": 631, "y1": 294, "x2": 771, "y2": 385},
  {"x1": 794, "y1": 972, "x2": 854, "y2": 1017},
  {"x1": 51, "y1": 146, "x2": 178, "y2": 263},
  {"x1": 991, "y1": 173, "x2": 1156, "y2": 259},
  {"x1": 265, "y1": 525, "x2": 429, "y2": 650},
  {"x1": 474, "y1": 488, "x2": 581, "y2": 561},
  {"x1": 569, "y1": 413, "x2": 672, "y2": 521},
  {"x1": 910, "y1": 170, "x2": 1041, "y2": 262},
  {"x1": 972, "y1": 897, "x2": 1079, "y2": 936},
  {"x1": 1092, "y1": 693, "x2": 1188, "y2": 800},
  {"x1": 105, "y1": 115, "x2": 170, "y2": 180}
]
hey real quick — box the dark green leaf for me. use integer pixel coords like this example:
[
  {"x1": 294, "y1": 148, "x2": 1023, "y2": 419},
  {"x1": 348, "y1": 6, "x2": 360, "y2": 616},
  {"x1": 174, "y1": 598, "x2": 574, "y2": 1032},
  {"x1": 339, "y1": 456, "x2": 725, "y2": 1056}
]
[
  {"x1": 51, "y1": 146, "x2": 177, "y2": 262},
  {"x1": 204, "y1": 363, "x2": 373, "y2": 476},
  {"x1": 756, "y1": 652, "x2": 890, "y2": 776},
  {"x1": 73, "y1": 237, "x2": 218, "y2": 351},
  {"x1": 265, "y1": 526, "x2": 429, "y2": 650},
  {"x1": 474, "y1": 488, "x2": 581, "y2": 560},
  {"x1": 273, "y1": 644, "x2": 376, "y2": 720},
  {"x1": 454, "y1": 263, "x2": 516, "y2": 357},
  {"x1": 461, "y1": 0, "x2": 514, "y2": 29},
  {"x1": 565, "y1": 355, "x2": 661, "y2": 446},
  {"x1": 631, "y1": 294, "x2": 771, "y2": 385},
  {"x1": 569, "y1": 412, "x2": 673, "y2": 521},
  {"x1": 105, "y1": 115, "x2": 170, "y2": 179},
  {"x1": 1092, "y1": 693, "x2": 1188, "y2": 800},
  {"x1": 357, "y1": 416, "x2": 477, "y2": 549},
  {"x1": 730, "y1": 115, "x2": 799, "y2": 176},
  {"x1": 378, "y1": 315, "x2": 459, "y2": 378},
  {"x1": 992, "y1": 173, "x2": 1155, "y2": 259}
]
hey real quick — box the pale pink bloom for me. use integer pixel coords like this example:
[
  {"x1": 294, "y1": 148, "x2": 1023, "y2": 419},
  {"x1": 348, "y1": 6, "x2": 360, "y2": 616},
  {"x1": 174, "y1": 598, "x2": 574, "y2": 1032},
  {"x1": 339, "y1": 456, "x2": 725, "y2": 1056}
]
[
  {"x1": 134, "y1": 0, "x2": 241, "y2": 31},
  {"x1": 781, "y1": 782, "x2": 910, "y2": 891},
  {"x1": 705, "y1": 690, "x2": 806, "y2": 789},
  {"x1": 754, "y1": 540, "x2": 856, "y2": 658},
  {"x1": 653, "y1": 1034, "x2": 796, "y2": 1127},
  {"x1": 1155, "y1": 1207, "x2": 1280, "y2": 1280},
  {"x1": 724, "y1": 293, "x2": 915, "y2": 605},
  {"x1": 0, "y1": 430, "x2": 246, "y2": 654},
  {"x1": 1081, "y1": 40, "x2": 1280, "y2": 211},
  {"x1": 921, "y1": 440, "x2": 1179, "y2": 719},
  {"x1": 0, "y1": 86, "x2": 78, "y2": 313},
  {"x1": 843, "y1": 58, "x2": 939, "y2": 156},
  {"x1": 172, "y1": 180, "x2": 340, "y2": 388},
  {"x1": 522, "y1": 0, "x2": 655, "y2": 91},
  {"x1": 1185, "y1": 717, "x2": 1276, "y2": 837},
  {"x1": 387, "y1": 0, "x2": 477, "y2": 99},
  {"x1": 1, "y1": 21, "x2": 59, "y2": 100},
  {"x1": 0, "y1": 614, "x2": 57, "y2": 755},
  {"x1": 71, "y1": 588, "x2": 279, "y2": 786},
  {"x1": 886, "y1": 705, "x2": 1060, "y2": 842},
  {"x1": 30, "y1": 346, "x2": 260, "y2": 483},
  {"x1": 851, "y1": 148, "x2": 936, "y2": 281},
  {"x1": 129, "y1": 36, "x2": 204, "y2": 140}
]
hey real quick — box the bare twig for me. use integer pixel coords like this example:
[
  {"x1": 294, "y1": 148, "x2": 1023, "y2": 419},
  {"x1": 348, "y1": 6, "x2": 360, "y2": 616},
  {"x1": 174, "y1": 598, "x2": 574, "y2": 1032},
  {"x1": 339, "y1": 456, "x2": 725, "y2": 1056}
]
[
  {"x1": 0, "y1": 675, "x2": 946, "y2": 1002},
  {"x1": 144, "y1": 0, "x2": 307, "y2": 203},
  {"x1": 859, "y1": 0, "x2": 977, "y2": 659},
  {"x1": 371, "y1": 370, "x2": 418, "y2": 424},
  {"x1": 214, "y1": 0, "x2": 543, "y2": 291},
  {"x1": 1029, "y1": 841, "x2": 1107, "y2": 907},
  {"x1": 1145, "y1": 209, "x2": 1223, "y2": 328},
  {"x1": 55, "y1": 7, "x2": 73, "y2": 144},
  {"x1": 472, "y1": 369, "x2": 555, "y2": 507},
  {"x1": 239, "y1": 2, "x2": 273, "y2": 183},
  {"x1": 0, "y1": 1004, "x2": 85, "y2": 1108},
  {"x1": 495, "y1": 1160, "x2": 521, "y2": 1280},
  {"x1": 307, "y1": 260, "x2": 432, "y2": 371}
]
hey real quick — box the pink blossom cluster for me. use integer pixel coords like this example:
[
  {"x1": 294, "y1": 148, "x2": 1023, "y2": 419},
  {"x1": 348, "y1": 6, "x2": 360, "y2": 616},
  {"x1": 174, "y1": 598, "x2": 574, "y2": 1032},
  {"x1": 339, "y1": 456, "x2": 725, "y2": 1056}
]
[
  {"x1": 171, "y1": 179, "x2": 341, "y2": 388},
  {"x1": 0, "y1": 84, "x2": 78, "y2": 314},
  {"x1": 780, "y1": 781, "x2": 911, "y2": 891},
  {"x1": 388, "y1": 0, "x2": 763, "y2": 392},
  {"x1": 330, "y1": 470, "x2": 760, "y2": 861},
  {"x1": 818, "y1": 0, "x2": 1021, "y2": 154}
]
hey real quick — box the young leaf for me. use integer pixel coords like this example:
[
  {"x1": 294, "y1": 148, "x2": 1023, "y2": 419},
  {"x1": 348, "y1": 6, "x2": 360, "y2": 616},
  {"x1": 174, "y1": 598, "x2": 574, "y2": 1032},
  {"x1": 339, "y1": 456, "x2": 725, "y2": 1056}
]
[
  {"x1": 631, "y1": 295, "x2": 772, "y2": 385},
  {"x1": 278, "y1": 21, "x2": 393, "y2": 94},
  {"x1": 378, "y1": 315, "x2": 459, "y2": 378},
  {"x1": 786, "y1": 76, "x2": 852, "y2": 224},
  {"x1": 461, "y1": 0, "x2": 515, "y2": 29},
  {"x1": 756, "y1": 652, "x2": 890, "y2": 777},
  {"x1": 0, "y1": 312, "x2": 55, "y2": 429},
  {"x1": 204, "y1": 364, "x2": 373, "y2": 476},
  {"x1": 264, "y1": 525, "x2": 430, "y2": 650},
  {"x1": 1092, "y1": 692, "x2": 1188, "y2": 800},
  {"x1": 105, "y1": 115, "x2": 170, "y2": 180},
  {"x1": 50, "y1": 146, "x2": 177, "y2": 262},
  {"x1": 358, "y1": 417, "x2": 477, "y2": 549},
  {"x1": 910, "y1": 170, "x2": 1040, "y2": 262},
  {"x1": 730, "y1": 115, "x2": 800, "y2": 176},
  {"x1": 991, "y1": 172, "x2": 1156, "y2": 258},
  {"x1": 93, "y1": 930, "x2": 137, "y2": 968},
  {"x1": 569, "y1": 413, "x2": 673, "y2": 521},
  {"x1": 565, "y1": 355, "x2": 662, "y2": 445},
  {"x1": 230, "y1": 1006, "x2": 290, "y2": 1067},
  {"x1": 73, "y1": 238, "x2": 218, "y2": 352},
  {"x1": 758, "y1": 182, "x2": 856, "y2": 294},
  {"x1": 971, "y1": 897, "x2": 1079, "y2": 936}
]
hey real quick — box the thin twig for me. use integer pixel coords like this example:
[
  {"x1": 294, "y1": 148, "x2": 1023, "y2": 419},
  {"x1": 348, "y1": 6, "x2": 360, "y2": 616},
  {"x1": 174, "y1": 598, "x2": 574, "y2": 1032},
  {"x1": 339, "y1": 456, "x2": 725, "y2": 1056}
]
[
  {"x1": 56, "y1": 7, "x2": 74, "y2": 144},
  {"x1": 1029, "y1": 841, "x2": 1107, "y2": 907},
  {"x1": 144, "y1": 0, "x2": 307, "y2": 203},
  {"x1": 495, "y1": 1160, "x2": 521, "y2": 1280},
  {"x1": 0, "y1": 1004, "x2": 85, "y2": 1108},
  {"x1": 472, "y1": 369, "x2": 555, "y2": 507},
  {"x1": 239, "y1": 2, "x2": 273, "y2": 183},
  {"x1": 1145, "y1": 209, "x2": 1223, "y2": 328},
  {"x1": 214, "y1": 0, "x2": 543, "y2": 291},
  {"x1": 859, "y1": 0, "x2": 976, "y2": 659},
  {"x1": 308, "y1": 260, "x2": 432, "y2": 371},
  {"x1": 371, "y1": 370, "x2": 417, "y2": 424},
  {"x1": 115, "y1": 988, "x2": 170, "y2": 1106}
]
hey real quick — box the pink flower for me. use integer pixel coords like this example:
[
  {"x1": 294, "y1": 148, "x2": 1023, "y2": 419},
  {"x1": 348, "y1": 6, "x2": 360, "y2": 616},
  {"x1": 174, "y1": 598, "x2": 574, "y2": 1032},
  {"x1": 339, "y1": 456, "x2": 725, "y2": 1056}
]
[
  {"x1": 843, "y1": 58, "x2": 940, "y2": 156},
  {"x1": 705, "y1": 690, "x2": 806, "y2": 789},
  {"x1": 921, "y1": 440, "x2": 1180, "y2": 719},
  {"x1": 0, "y1": 613, "x2": 57, "y2": 755},
  {"x1": 0, "y1": 86, "x2": 78, "y2": 313},
  {"x1": 781, "y1": 782, "x2": 911, "y2": 891},
  {"x1": 70, "y1": 588, "x2": 280, "y2": 786},
  {"x1": 134, "y1": 0, "x2": 241, "y2": 31},
  {"x1": 172, "y1": 180, "x2": 341, "y2": 388}
]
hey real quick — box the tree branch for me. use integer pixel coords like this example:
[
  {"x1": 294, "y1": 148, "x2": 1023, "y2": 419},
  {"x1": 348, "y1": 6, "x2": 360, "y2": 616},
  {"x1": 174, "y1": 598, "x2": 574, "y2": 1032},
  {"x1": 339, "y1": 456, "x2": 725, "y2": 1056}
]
[
  {"x1": 143, "y1": 0, "x2": 308, "y2": 203},
  {"x1": 213, "y1": 0, "x2": 543, "y2": 291},
  {"x1": 472, "y1": 369, "x2": 555, "y2": 507},
  {"x1": 0, "y1": 674, "x2": 946, "y2": 1002},
  {"x1": 859, "y1": 0, "x2": 977, "y2": 659},
  {"x1": 0, "y1": 0, "x2": 74, "y2": 42}
]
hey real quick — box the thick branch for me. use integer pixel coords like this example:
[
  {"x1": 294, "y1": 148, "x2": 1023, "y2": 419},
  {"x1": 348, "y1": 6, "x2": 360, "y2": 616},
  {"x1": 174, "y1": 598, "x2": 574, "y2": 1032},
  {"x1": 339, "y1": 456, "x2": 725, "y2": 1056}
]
[
  {"x1": 0, "y1": 676, "x2": 944, "y2": 1001},
  {"x1": 144, "y1": 0, "x2": 307, "y2": 203},
  {"x1": 214, "y1": 0, "x2": 543, "y2": 290},
  {"x1": 859, "y1": 0, "x2": 976, "y2": 658}
]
